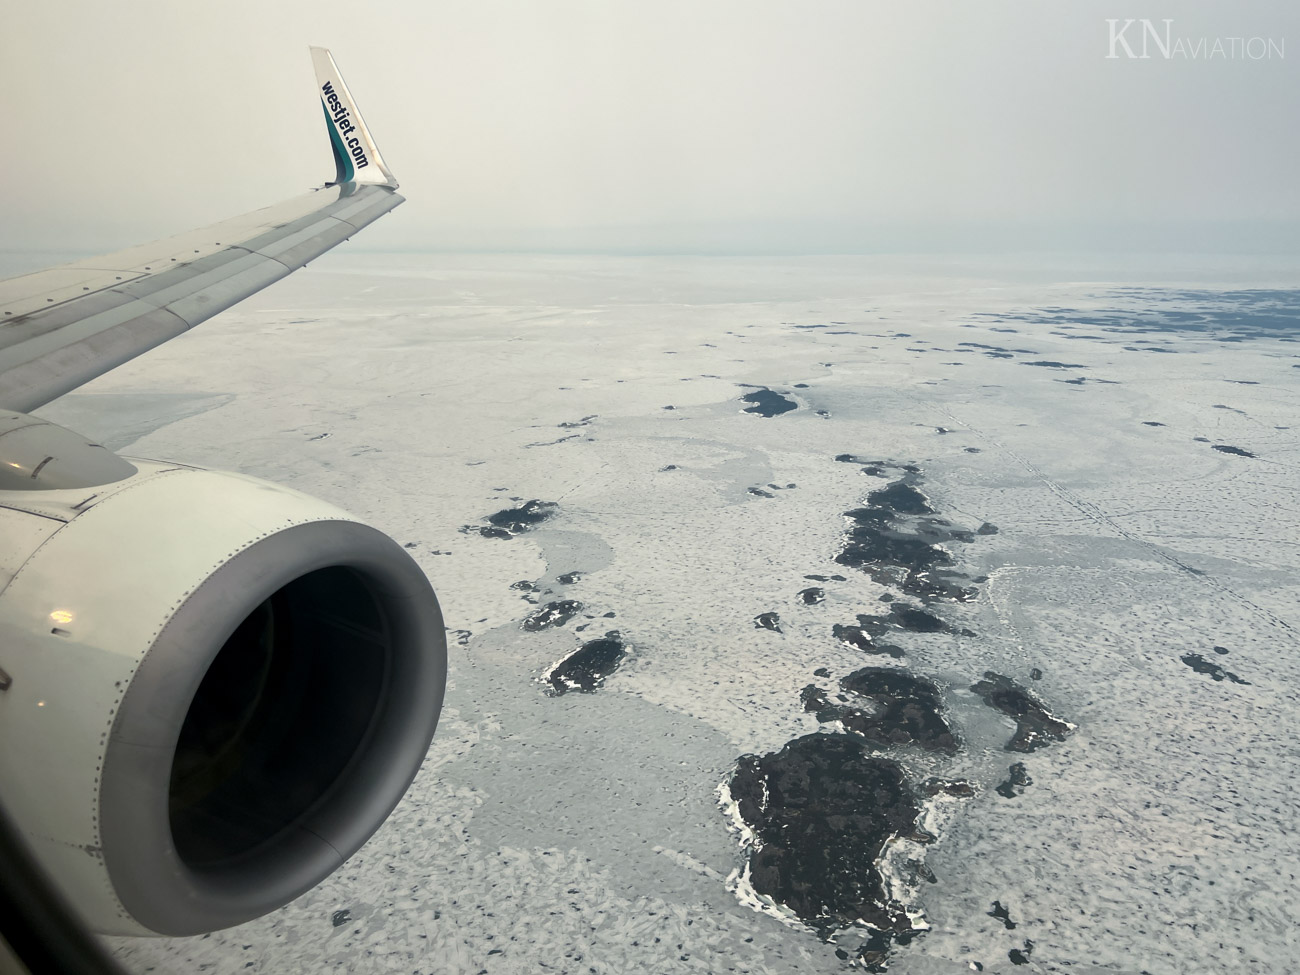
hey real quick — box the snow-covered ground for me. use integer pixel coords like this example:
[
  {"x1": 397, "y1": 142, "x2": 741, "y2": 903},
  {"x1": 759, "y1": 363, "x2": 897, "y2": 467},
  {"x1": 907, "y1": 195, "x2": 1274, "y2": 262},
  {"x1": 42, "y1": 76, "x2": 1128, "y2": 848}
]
[{"x1": 44, "y1": 254, "x2": 1300, "y2": 974}]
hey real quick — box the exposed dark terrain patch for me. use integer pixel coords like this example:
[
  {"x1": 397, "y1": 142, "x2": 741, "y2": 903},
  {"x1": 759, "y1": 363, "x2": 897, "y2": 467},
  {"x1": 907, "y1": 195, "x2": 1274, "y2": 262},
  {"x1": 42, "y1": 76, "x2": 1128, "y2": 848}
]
[
  {"x1": 523, "y1": 600, "x2": 583, "y2": 632},
  {"x1": 798, "y1": 587, "x2": 826, "y2": 605},
  {"x1": 557, "y1": 571, "x2": 582, "y2": 584},
  {"x1": 740, "y1": 387, "x2": 798, "y2": 417},
  {"x1": 971, "y1": 289, "x2": 1300, "y2": 342},
  {"x1": 835, "y1": 468, "x2": 983, "y2": 602},
  {"x1": 331, "y1": 909, "x2": 351, "y2": 928},
  {"x1": 728, "y1": 734, "x2": 923, "y2": 937},
  {"x1": 754, "y1": 612, "x2": 782, "y2": 633},
  {"x1": 839, "y1": 668, "x2": 957, "y2": 753},
  {"x1": 1055, "y1": 376, "x2": 1120, "y2": 386},
  {"x1": 868, "y1": 481, "x2": 933, "y2": 514},
  {"x1": 832, "y1": 623, "x2": 905, "y2": 657},
  {"x1": 1021, "y1": 360, "x2": 1087, "y2": 369},
  {"x1": 852, "y1": 930, "x2": 925, "y2": 975},
  {"x1": 920, "y1": 778, "x2": 976, "y2": 798},
  {"x1": 987, "y1": 901, "x2": 1017, "y2": 929},
  {"x1": 466, "y1": 499, "x2": 558, "y2": 538},
  {"x1": 747, "y1": 486, "x2": 776, "y2": 498},
  {"x1": 723, "y1": 457, "x2": 1013, "y2": 968},
  {"x1": 1181, "y1": 652, "x2": 1249, "y2": 685},
  {"x1": 835, "y1": 455, "x2": 921, "y2": 474},
  {"x1": 855, "y1": 929, "x2": 922, "y2": 972},
  {"x1": 543, "y1": 633, "x2": 627, "y2": 694},
  {"x1": 971, "y1": 672, "x2": 1074, "y2": 752},
  {"x1": 857, "y1": 604, "x2": 966, "y2": 636},
  {"x1": 802, "y1": 668, "x2": 959, "y2": 754},
  {"x1": 1212, "y1": 444, "x2": 1255, "y2": 457},
  {"x1": 524, "y1": 434, "x2": 581, "y2": 449},
  {"x1": 995, "y1": 763, "x2": 1033, "y2": 799}
]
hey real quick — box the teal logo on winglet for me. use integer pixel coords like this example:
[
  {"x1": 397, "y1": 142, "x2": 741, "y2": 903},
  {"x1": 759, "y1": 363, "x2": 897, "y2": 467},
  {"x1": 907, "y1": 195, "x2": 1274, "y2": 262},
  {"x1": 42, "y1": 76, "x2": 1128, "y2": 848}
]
[
  {"x1": 322, "y1": 102, "x2": 355, "y2": 183},
  {"x1": 321, "y1": 81, "x2": 370, "y2": 183}
]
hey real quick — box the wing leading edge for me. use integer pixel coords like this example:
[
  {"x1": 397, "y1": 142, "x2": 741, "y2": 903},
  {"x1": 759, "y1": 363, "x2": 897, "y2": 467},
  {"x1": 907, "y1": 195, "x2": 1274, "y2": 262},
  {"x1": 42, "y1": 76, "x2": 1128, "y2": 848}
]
[{"x1": 0, "y1": 49, "x2": 403, "y2": 414}]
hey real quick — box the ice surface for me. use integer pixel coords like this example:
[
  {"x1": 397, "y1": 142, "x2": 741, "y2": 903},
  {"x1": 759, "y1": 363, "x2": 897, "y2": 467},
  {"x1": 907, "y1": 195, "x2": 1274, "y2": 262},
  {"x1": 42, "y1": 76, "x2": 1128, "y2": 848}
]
[{"x1": 53, "y1": 254, "x2": 1299, "y2": 974}]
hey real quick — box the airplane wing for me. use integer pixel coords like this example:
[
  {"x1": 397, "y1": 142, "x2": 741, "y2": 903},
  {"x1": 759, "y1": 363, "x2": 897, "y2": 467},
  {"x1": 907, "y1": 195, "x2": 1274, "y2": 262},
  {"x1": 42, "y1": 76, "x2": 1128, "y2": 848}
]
[
  {"x1": 0, "y1": 47, "x2": 402, "y2": 414},
  {"x1": 0, "y1": 49, "x2": 447, "y2": 944}
]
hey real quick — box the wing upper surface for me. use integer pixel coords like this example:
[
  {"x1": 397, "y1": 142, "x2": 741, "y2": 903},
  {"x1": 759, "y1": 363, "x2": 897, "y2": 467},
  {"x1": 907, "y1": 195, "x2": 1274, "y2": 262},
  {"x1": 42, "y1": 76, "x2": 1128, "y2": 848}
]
[{"x1": 0, "y1": 49, "x2": 403, "y2": 413}]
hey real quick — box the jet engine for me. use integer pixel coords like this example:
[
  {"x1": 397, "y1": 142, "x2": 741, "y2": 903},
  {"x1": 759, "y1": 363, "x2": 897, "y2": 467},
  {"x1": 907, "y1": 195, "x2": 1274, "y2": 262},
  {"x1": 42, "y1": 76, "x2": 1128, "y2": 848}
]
[{"x1": 0, "y1": 412, "x2": 447, "y2": 936}]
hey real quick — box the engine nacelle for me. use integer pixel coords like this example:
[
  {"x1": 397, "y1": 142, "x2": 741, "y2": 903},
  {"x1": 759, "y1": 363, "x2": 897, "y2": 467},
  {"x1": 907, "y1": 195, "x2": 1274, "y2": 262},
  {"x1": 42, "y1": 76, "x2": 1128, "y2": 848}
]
[{"x1": 0, "y1": 413, "x2": 447, "y2": 936}]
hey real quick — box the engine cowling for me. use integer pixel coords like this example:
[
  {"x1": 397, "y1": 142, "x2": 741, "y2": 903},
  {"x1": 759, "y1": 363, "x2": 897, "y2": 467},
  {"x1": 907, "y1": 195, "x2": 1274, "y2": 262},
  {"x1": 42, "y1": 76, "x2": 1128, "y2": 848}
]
[{"x1": 0, "y1": 413, "x2": 447, "y2": 936}]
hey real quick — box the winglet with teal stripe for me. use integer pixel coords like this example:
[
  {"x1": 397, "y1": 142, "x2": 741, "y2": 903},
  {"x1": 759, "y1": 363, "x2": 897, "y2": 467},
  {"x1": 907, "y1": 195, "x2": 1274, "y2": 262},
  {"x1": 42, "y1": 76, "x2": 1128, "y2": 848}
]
[{"x1": 310, "y1": 47, "x2": 398, "y2": 188}]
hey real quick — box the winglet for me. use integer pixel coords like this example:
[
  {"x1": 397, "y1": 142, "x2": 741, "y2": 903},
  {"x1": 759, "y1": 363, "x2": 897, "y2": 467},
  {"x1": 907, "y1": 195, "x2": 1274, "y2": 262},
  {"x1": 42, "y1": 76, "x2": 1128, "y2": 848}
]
[{"x1": 310, "y1": 47, "x2": 398, "y2": 188}]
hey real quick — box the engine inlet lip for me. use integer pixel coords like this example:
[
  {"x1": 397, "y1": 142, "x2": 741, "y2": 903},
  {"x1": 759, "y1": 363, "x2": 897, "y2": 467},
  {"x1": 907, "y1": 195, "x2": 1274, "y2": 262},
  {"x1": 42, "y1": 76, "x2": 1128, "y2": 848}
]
[{"x1": 98, "y1": 519, "x2": 446, "y2": 936}]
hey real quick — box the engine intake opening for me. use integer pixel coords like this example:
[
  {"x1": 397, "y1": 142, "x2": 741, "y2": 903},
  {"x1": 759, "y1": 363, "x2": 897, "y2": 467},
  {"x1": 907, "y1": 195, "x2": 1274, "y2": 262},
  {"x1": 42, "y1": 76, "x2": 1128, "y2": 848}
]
[
  {"x1": 101, "y1": 518, "x2": 445, "y2": 936},
  {"x1": 168, "y1": 566, "x2": 388, "y2": 867}
]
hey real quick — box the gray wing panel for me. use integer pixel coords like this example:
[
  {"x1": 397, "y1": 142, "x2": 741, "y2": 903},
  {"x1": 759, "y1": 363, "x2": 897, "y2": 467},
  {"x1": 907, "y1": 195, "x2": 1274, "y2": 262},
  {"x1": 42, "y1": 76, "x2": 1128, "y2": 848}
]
[{"x1": 0, "y1": 184, "x2": 403, "y2": 413}]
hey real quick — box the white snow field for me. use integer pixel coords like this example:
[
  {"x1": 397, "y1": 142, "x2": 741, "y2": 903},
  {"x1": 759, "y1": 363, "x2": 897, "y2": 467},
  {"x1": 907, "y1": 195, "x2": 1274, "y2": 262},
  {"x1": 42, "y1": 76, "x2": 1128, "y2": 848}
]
[{"x1": 42, "y1": 254, "x2": 1300, "y2": 974}]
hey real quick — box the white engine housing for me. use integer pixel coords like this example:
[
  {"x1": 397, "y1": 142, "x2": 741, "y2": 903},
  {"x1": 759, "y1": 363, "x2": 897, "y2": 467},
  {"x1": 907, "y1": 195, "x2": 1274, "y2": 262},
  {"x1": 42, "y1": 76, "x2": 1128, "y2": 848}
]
[{"x1": 0, "y1": 417, "x2": 447, "y2": 936}]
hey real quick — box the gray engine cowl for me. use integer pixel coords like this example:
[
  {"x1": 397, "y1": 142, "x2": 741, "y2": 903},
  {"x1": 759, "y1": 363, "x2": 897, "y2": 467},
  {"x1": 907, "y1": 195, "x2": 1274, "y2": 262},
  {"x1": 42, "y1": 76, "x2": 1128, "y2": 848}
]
[{"x1": 0, "y1": 428, "x2": 447, "y2": 937}]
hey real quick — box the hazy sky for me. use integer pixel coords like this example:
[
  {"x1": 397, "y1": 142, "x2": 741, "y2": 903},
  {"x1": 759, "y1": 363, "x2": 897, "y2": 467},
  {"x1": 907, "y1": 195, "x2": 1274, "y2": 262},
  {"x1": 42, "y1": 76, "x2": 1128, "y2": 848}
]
[{"x1": 4, "y1": 0, "x2": 1299, "y2": 254}]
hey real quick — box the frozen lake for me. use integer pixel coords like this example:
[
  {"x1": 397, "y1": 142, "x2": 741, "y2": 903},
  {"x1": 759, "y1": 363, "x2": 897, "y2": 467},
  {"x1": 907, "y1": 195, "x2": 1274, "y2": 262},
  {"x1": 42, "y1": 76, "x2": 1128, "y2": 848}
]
[{"x1": 44, "y1": 254, "x2": 1300, "y2": 974}]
